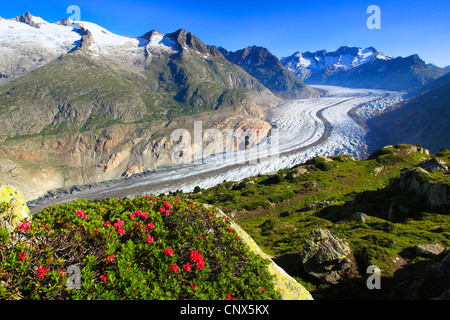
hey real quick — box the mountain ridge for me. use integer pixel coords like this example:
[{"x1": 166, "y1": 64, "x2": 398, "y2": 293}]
[
  {"x1": 216, "y1": 45, "x2": 321, "y2": 99},
  {"x1": 372, "y1": 72, "x2": 450, "y2": 153},
  {"x1": 281, "y1": 46, "x2": 391, "y2": 82},
  {"x1": 0, "y1": 12, "x2": 320, "y2": 201},
  {"x1": 281, "y1": 46, "x2": 449, "y2": 91}
]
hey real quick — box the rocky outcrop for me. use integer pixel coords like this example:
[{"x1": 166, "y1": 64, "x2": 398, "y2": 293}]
[
  {"x1": 300, "y1": 229, "x2": 356, "y2": 284},
  {"x1": 77, "y1": 27, "x2": 95, "y2": 50},
  {"x1": 415, "y1": 157, "x2": 448, "y2": 172},
  {"x1": 208, "y1": 206, "x2": 313, "y2": 300},
  {"x1": 406, "y1": 250, "x2": 450, "y2": 299},
  {"x1": 164, "y1": 29, "x2": 222, "y2": 57},
  {"x1": 232, "y1": 119, "x2": 272, "y2": 150},
  {"x1": 378, "y1": 155, "x2": 449, "y2": 216},
  {"x1": 10, "y1": 12, "x2": 44, "y2": 28},
  {"x1": 351, "y1": 212, "x2": 370, "y2": 223},
  {"x1": 414, "y1": 244, "x2": 445, "y2": 258},
  {"x1": 396, "y1": 165, "x2": 449, "y2": 209}
]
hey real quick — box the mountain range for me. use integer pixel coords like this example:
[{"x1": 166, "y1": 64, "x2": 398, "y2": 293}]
[
  {"x1": 216, "y1": 46, "x2": 320, "y2": 99},
  {"x1": 0, "y1": 12, "x2": 321, "y2": 200},
  {"x1": 281, "y1": 46, "x2": 449, "y2": 91},
  {"x1": 1, "y1": 11, "x2": 449, "y2": 304},
  {"x1": 1, "y1": 12, "x2": 449, "y2": 201}
]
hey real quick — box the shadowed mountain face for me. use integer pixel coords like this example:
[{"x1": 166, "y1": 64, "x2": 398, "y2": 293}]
[
  {"x1": 217, "y1": 46, "x2": 321, "y2": 99},
  {"x1": 323, "y1": 54, "x2": 449, "y2": 92},
  {"x1": 372, "y1": 72, "x2": 450, "y2": 153}
]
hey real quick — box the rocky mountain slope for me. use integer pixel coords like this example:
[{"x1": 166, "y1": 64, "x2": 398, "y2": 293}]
[
  {"x1": 281, "y1": 46, "x2": 449, "y2": 91},
  {"x1": 0, "y1": 12, "x2": 325, "y2": 201},
  {"x1": 371, "y1": 72, "x2": 450, "y2": 153},
  {"x1": 217, "y1": 46, "x2": 321, "y2": 99}
]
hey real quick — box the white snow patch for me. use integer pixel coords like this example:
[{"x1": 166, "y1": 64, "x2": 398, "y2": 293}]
[{"x1": 0, "y1": 19, "x2": 80, "y2": 51}]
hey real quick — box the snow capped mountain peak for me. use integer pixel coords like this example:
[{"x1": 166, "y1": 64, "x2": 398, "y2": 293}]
[
  {"x1": 281, "y1": 46, "x2": 392, "y2": 81},
  {"x1": 73, "y1": 20, "x2": 141, "y2": 48},
  {"x1": 1, "y1": 12, "x2": 147, "y2": 53},
  {"x1": 10, "y1": 12, "x2": 48, "y2": 28},
  {"x1": 0, "y1": 12, "x2": 150, "y2": 85},
  {"x1": 0, "y1": 16, "x2": 80, "y2": 50},
  {"x1": 139, "y1": 30, "x2": 177, "y2": 52},
  {"x1": 55, "y1": 17, "x2": 74, "y2": 26},
  {"x1": 0, "y1": 12, "x2": 190, "y2": 85}
]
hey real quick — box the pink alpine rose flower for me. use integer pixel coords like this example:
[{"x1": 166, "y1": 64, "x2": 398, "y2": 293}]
[{"x1": 169, "y1": 263, "x2": 178, "y2": 273}]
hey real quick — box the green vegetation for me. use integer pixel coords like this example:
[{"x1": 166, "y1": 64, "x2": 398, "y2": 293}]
[
  {"x1": 187, "y1": 145, "x2": 450, "y2": 299},
  {"x1": 1, "y1": 144, "x2": 448, "y2": 300},
  {"x1": 0, "y1": 45, "x2": 266, "y2": 139},
  {"x1": 0, "y1": 197, "x2": 280, "y2": 300},
  {"x1": 218, "y1": 46, "x2": 311, "y2": 99}
]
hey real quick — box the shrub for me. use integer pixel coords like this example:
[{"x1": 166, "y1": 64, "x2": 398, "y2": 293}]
[
  {"x1": 231, "y1": 181, "x2": 247, "y2": 191},
  {"x1": 243, "y1": 199, "x2": 270, "y2": 211},
  {"x1": 376, "y1": 154, "x2": 405, "y2": 165},
  {"x1": 267, "y1": 190, "x2": 295, "y2": 203},
  {"x1": 260, "y1": 219, "x2": 275, "y2": 236},
  {"x1": 260, "y1": 173, "x2": 284, "y2": 185},
  {"x1": 0, "y1": 197, "x2": 281, "y2": 300},
  {"x1": 312, "y1": 157, "x2": 335, "y2": 171},
  {"x1": 368, "y1": 147, "x2": 394, "y2": 160}
]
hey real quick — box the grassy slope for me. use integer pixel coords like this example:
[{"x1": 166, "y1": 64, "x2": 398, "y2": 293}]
[
  {"x1": 0, "y1": 53, "x2": 149, "y2": 136},
  {"x1": 0, "y1": 44, "x2": 269, "y2": 138},
  {"x1": 186, "y1": 145, "x2": 450, "y2": 299},
  {"x1": 2, "y1": 144, "x2": 448, "y2": 300}
]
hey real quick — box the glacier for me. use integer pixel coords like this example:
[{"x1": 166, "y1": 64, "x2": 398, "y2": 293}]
[{"x1": 28, "y1": 85, "x2": 404, "y2": 213}]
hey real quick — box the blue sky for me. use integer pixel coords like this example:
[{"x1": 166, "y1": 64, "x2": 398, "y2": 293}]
[{"x1": 3, "y1": 0, "x2": 450, "y2": 67}]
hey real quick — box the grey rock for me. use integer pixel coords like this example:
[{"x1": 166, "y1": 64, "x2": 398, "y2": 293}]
[
  {"x1": 415, "y1": 244, "x2": 445, "y2": 258},
  {"x1": 300, "y1": 229, "x2": 355, "y2": 284},
  {"x1": 416, "y1": 158, "x2": 448, "y2": 172},
  {"x1": 390, "y1": 167, "x2": 450, "y2": 209},
  {"x1": 351, "y1": 212, "x2": 370, "y2": 223}
]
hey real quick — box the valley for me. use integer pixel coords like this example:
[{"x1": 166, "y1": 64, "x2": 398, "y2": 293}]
[
  {"x1": 1, "y1": 7, "x2": 449, "y2": 302},
  {"x1": 28, "y1": 85, "x2": 403, "y2": 214}
]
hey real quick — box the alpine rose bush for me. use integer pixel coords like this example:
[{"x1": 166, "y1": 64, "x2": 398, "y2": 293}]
[{"x1": 0, "y1": 196, "x2": 280, "y2": 300}]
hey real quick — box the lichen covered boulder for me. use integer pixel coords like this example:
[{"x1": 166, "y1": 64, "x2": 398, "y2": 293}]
[
  {"x1": 211, "y1": 206, "x2": 313, "y2": 300},
  {"x1": 0, "y1": 184, "x2": 31, "y2": 231},
  {"x1": 300, "y1": 229, "x2": 356, "y2": 284}
]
